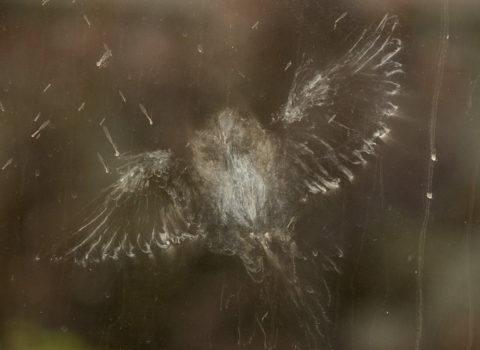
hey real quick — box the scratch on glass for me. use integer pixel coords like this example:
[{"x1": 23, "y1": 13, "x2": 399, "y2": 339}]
[
  {"x1": 31, "y1": 120, "x2": 50, "y2": 138},
  {"x1": 83, "y1": 14, "x2": 91, "y2": 27},
  {"x1": 119, "y1": 90, "x2": 126, "y2": 102},
  {"x1": 256, "y1": 316, "x2": 267, "y2": 349},
  {"x1": 415, "y1": 1, "x2": 449, "y2": 349},
  {"x1": 96, "y1": 43, "x2": 112, "y2": 68},
  {"x1": 463, "y1": 74, "x2": 479, "y2": 350},
  {"x1": 464, "y1": 151, "x2": 479, "y2": 350},
  {"x1": 2, "y1": 158, "x2": 13, "y2": 170},
  {"x1": 334, "y1": 12, "x2": 348, "y2": 30},
  {"x1": 97, "y1": 152, "x2": 109, "y2": 173},
  {"x1": 102, "y1": 125, "x2": 119, "y2": 156},
  {"x1": 139, "y1": 103, "x2": 153, "y2": 125}
]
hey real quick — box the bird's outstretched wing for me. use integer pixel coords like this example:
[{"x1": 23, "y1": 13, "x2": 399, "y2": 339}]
[
  {"x1": 53, "y1": 150, "x2": 200, "y2": 266},
  {"x1": 276, "y1": 14, "x2": 402, "y2": 195}
]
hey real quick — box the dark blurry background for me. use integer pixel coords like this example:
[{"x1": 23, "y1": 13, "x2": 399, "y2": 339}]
[{"x1": 0, "y1": 0, "x2": 479, "y2": 349}]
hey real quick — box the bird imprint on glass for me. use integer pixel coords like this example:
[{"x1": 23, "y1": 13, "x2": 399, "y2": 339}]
[{"x1": 49, "y1": 14, "x2": 402, "y2": 347}]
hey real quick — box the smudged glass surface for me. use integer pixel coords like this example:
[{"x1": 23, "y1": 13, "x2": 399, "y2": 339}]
[{"x1": 0, "y1": 1, "x2": 479, "y2": 349}]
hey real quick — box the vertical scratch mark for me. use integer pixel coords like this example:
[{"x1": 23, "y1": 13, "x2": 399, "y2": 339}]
[
  {"x1": 464, "y1": 149, "x2": 479, "y2": 350},
  {"x1": 220, "y1": 276, "x2": 225, "y2": 310},
  {"x1": 273, "y1": 328, "x2": 279, "y2": 348},
  {"x1": 379, "y1": 156, "x2": 385, "y2": 209},
  {"x1": 99, "y1": 118, "x2": 105, "y2": 125},
  {"x1": 0, "y1": 101, "x2": 4, "y2": 112},
  {"x1": 237, "y1": 283, "x2": 242, "y2": 346},
  {"x1": 415, "y1": 2, "x2": 449, "y2": 350},
  {"x1": 78, "y1": 102, "x2": 85, "y2": 111},
  {"x1": 119, "y1": 90, "x2": 126, "y2": 102},
  {"x1": 350, "y1": 157, "x2": 379, "y2": 350},
  {"x1": 237, "y1": 320, "x2": 241, "y2": 346},
  {"x1": 467, "y1": 75, "x2": 480, "y2": 109},
  {"x1": 31, "y1": 120, "x2": 50, "y2": 138},
  {"x1": 350, "y1": 196, "x2": 372, "y2": 350},
  {"x1": 34, "y1": 113, "x2": 41, "y2": 122},
  {"x1": 323, "y1": 278, "x2": 331, "y2": 306},
  {"x1": 463, "y1": 73, "x2": 480, "y2": 350},
  {"x1": 224, "y1": 12, "x2": 234, "y2": 109},
  {"x1": 102, "y1": 125, "x2": 120, "y2": 156},
  {"x1": 97, "y1": 152, "x2": 109, "y2": 173},
  {"x1": 2, "y1": 158, "x2": 13, "y2": 170},
  {"x1": 139, "y1": 103, "x2": 153, "y2": 125},
  {"x1": 285, "y1": 61, "x2": 292, "y2": 71},
  {"x1": 43, "y1": 84, "x2": 51, "y2": 93},
  {"x1": 256, "y1": 316, "x2": 267, "y2": 349}
]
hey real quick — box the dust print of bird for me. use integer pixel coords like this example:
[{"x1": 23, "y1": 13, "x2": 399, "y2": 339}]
[{"x1": 51, "y1": 14, "x2": 402, "y2": 348}]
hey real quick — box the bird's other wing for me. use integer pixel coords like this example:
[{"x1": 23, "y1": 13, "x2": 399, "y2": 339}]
[
  {"x1": 275, "y1": 14, "x2": 402, "y2": 196},
  {"x1": 52, "y1": 150, "x2": 200, "y2": 266}
]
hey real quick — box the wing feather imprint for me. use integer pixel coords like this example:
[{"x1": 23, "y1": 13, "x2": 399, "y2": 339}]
[
  {"x1": 276, "y1": 14, "x2": 402, "y2": 195},
  {"x1": 53, "y1": 150, "x2": 199, "y2": 265}
]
